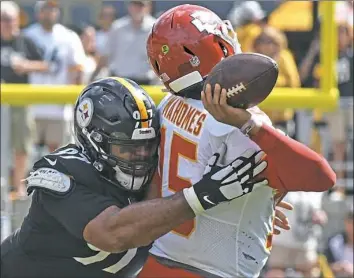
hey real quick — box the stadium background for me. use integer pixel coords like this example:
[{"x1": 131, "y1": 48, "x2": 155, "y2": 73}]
[{"x1": 1, "y1": 1, "x2": 353, "y2": 277}]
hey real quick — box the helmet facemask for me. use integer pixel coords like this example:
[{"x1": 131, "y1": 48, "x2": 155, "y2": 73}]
[
  {"x1": 218, "y1": 20, "x2": 242, "y2": 54},
  {"x1": 109, "y1": 138, "x2": 159, "y2": 191},
  {"x1": 79, "y1": 128, "x2": 159, "y2": 192}
]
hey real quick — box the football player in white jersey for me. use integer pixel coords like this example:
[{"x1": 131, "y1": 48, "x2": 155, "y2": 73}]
[{"x1": 140, "y1": 4, "x2": 336, "y2": 278}]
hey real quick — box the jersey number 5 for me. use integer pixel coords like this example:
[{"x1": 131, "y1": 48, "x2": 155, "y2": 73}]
[{"x1": 159, "y1": 126, "x2": 197, "y2": 238}]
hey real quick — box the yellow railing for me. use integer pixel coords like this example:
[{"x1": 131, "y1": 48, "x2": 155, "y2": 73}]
[
  {"x1": 0, "y1": 2, "x2": 338, "y2": 110},
  {"x1": 0, "y1": 85, "x2": 337, "y2": 110}
]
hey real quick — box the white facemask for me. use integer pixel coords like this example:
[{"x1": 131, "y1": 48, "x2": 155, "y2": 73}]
[
  {"x1": 114, "y1": 165, "x2": 146, "y2": 191},
  {"x1": 220, "y1": 20, "x2": 242, "y2": 54}
]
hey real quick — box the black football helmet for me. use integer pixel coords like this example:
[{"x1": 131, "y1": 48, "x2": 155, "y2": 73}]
[{"x1": 73, "y1": 77, "x2": 160, "y2": 191}]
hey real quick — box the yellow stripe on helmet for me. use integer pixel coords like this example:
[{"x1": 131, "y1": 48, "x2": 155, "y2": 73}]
[{"x1": 111, "y1": 77, "x2": 149, "y2": 128}]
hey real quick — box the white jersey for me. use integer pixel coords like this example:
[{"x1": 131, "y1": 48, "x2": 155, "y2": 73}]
[
  {"x1": 24, "y1": 23, "x2": 85, "y2": 120},
  {"x1": 150, "y1": 95, "x2": 276, "y2": 277}
]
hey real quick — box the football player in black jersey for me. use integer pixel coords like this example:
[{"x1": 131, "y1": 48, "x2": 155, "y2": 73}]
[{"x1": 1, "y1": 77, "x2": 276, "y2": 278}]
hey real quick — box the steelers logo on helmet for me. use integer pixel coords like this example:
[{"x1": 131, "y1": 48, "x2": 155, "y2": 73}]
[{"x1": 76, "y1": 98, "x2": 94, "y2": 128}]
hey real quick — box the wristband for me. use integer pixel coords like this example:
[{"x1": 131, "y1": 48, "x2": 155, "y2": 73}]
[
  {"x1": 183, "y1": 188, "x2": 205, "y2": 215},
  {"x1": 240, "y1": 114, "x2": 262, "y2": 136}
]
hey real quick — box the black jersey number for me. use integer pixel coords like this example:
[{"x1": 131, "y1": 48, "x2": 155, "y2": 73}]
[{"x1": 74, "y1": 244, "x2": 137, "y2": 274}]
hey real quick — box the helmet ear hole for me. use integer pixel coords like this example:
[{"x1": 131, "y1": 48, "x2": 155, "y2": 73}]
[
  {"x1": 154, "y1": 60, "x2": 160, "y2": 73},
  {"x1": 183, "y1": 46, "x2": 195, "y2": 56}
]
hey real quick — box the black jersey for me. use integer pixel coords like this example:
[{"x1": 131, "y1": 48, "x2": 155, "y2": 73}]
[{"x1": 1, "y1": 144, "x2": 151, "y2": 278}]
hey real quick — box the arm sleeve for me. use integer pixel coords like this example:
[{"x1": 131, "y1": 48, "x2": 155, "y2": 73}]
[
  {"x1": 40, "y1": 183, "x2": 118, "y2": 240},
  {"x1": 251, "y1": 124, "x2": 336, "y2": 192}
]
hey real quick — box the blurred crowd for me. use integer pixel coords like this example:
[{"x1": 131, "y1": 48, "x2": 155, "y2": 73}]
[{"x1": 1, "y1": 1, "x2": 353, "y2": 277}]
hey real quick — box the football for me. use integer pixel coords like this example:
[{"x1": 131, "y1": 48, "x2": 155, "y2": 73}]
[{"x1": 203, "y1": 53, "x2": 279, "y2": 109}]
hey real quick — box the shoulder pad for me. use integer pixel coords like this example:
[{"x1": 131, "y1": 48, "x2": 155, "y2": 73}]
[
  {"x1": 34, "y1": 145, "x2": 91, "y2": 172},
  {"x1": 25, "y1": 168, "x2": 74, "y2": 198},
  {"x1": 32, "y1": 145, "x2": 107, "y2": 195},
  {"x1": 157, "y1": 93, "x2": 173, "y2": 111}
]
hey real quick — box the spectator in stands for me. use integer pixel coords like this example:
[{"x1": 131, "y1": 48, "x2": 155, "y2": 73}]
[
  {"x1": 267, "y1": 1, "x2": 319, "y2": 67},
  {"x1": 336, "y1": 1, "x2": 353, "y2": 29},
  {"x1": 326, "y1": 23, "x2": 353, "y2": 186},
  {"x1": 324, "y1": 203, "x2": 353, "y2": 277},
  {"x1": 95, "y1": 4, "x2": 116, "y2": 57},
  {"x1": 228, "y1": 1, "x2": 265, "y2": 28},
  {"x1": 252, "y1": 26, "x2": 301, "y2": 136},
  {"x1": 267, "y1": 192, "x2": 327, "y2": 277},
  {"x1": 24, "y1": 0, "x2": 86, "y2": 153},
  {"x1": 227, "y1": 1, "x2": 267, "y2": 52},
  {"x1": 300, "y1": 22, "x2": 353, "y2": 185},
  {"x1": 0, "y1": 1, "x2": 48, "y2": 198},
  {"x1": 298, "y1": 32, "x2": 320, "y2": 88},
  {"x1": 90, "y1": 0, "x2": 157, "y2": 85},
  {"x1": 253, "y1": 27, "x2": 300, "y2": 88},
  {"x1": 72, "y1": 23, "x2": 98, "y2": 84}
]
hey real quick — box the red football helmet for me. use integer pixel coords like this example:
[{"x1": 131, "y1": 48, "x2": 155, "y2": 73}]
[{"x1": 147, "y1": 4, "x2": 241, "y2": 98}]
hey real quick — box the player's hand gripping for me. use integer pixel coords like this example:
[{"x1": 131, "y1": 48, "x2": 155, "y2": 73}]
[
  {"x1": 183, "y1": 143, "x2": 268, "y2": 214},
  {"x1": 201, "y1": 83, "x2": 266, "y2": 136}
]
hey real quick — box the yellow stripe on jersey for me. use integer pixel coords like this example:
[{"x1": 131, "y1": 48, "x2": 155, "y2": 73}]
[{"x1": 111, "y1": 77, "x2": 149, "y2": 128}]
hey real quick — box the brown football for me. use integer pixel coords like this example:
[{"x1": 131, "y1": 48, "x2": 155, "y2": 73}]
[{"x1": 203, "y1": 53, "x2": 279, "y2": 109}]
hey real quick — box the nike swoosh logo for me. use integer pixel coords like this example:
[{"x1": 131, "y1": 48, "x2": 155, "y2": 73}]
[
  {"x1": 45, "y1": 157, "x2": 57, "y2": 166},
  {"x1": 203, "y1": 195, "x2": 215, "y2": 205}
]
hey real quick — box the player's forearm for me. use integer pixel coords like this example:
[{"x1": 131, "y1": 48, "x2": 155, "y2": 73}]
[
  {"x1": 85, "y1": 148, "x2": 261, "y2": 252},
  {"x1": 100, "y1": 192, "x2": 194, "y2": 252},
  {"x1": 250, "y1": 124, "x2": 336, "y2": 191}
]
